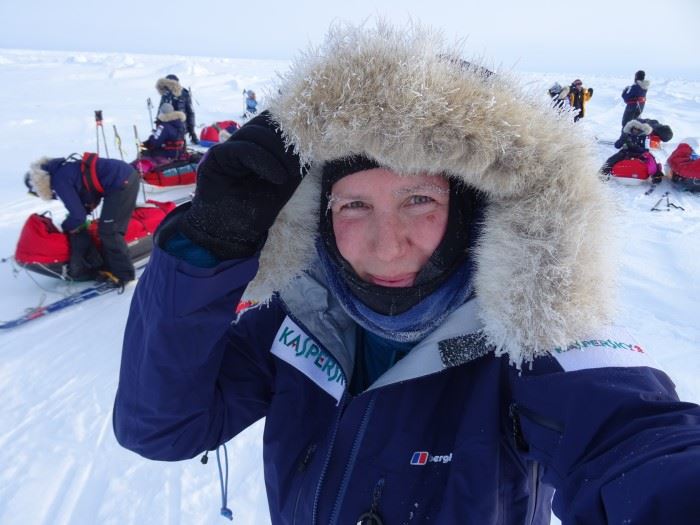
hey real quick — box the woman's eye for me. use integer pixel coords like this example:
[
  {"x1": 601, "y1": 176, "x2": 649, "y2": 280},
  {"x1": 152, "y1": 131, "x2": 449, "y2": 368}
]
[
  {"x1": 341, "y1": 201, "x2": 368, "y2": 210},
  {"x1": 409, "y1": 195, "x2": 434, "y2": 205}
]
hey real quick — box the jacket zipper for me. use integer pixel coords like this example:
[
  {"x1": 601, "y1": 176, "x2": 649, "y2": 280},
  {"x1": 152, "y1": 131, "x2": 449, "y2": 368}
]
[
  {"x1": 312, "y1": 392, "x2": 349, "y2": 524},
  {"x1": 292, "y1": 442, "x2": 318, "y2": 525},
  {"x1": 328, "y1": 394, "x2": 377, "y2": 525},
  {"x1": 525, "y1": 461, "x2": 540, "y2": 525}
]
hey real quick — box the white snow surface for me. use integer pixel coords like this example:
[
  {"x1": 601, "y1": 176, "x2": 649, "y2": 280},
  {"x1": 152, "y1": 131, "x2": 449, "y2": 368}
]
[{"x1": 0, "y1": 49, "x2": 699, "y2": 525}]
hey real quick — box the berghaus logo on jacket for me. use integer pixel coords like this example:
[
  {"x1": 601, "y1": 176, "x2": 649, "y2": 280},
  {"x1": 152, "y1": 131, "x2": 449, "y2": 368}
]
[
  {"x1": 271, "y1": 317, "x2": 346, "y2": 402},
  {"x1": 410, "y1": 451, "x2": 453, "y2": 466}
]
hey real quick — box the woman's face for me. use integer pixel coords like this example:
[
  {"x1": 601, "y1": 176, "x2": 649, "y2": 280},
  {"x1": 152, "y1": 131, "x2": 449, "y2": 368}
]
[{"x1": 330, "y1": 168, "x2": 450, "y2": 287}]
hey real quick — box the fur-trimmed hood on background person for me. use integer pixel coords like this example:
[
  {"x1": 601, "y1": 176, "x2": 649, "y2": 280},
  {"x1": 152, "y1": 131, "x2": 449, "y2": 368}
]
[
  {"x1": 155, "y1": 77, "x2": 183, "y2": 97},
  {"x1": 27, "y1": 156, "x2": 55, "y2": 200},
  {"x1": 156, "y1": 107, "x2": 186, "y2": 123},
  {"x1": 242, "y1": 21, "x2": 617, "y2": 365},
  {"x1": 635, "y1": 79, "x2": 651, "y2": 91},
  {"x1": 623, "y1": 119, "x2": 653, "y2": 136}
]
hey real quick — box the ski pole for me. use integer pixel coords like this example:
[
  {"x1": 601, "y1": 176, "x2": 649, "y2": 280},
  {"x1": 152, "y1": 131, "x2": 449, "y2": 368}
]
[
  {"x1": 95, "y1": 110, "x2": 102, "y2": 156},
  {"x1": 133, "y1": 125, "x2": 148, "y2": 202},
  {"x1": 147, "y1": 98, "x2": 154, "y2": 131},
  {"x1": 95, "y1": 110, "x2": 110, "y2": 158},
  {"x1": 651, "y1": 192, "x2": 670, "y2": 212},
  {"x1": 190, "y1": 86, "x2": 199, "y2": 106},
  {"x1": 113, "y1": 125, "x2": 124, "y2": 160},
  {"x1": 667, "y1": 195, "x2": 685, "y2": 211}
]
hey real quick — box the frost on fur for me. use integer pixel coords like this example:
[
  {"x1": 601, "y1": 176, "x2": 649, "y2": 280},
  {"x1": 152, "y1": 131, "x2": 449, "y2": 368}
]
[{"x1": 244, "y1": 20, "x2": 617, "y2": 365}]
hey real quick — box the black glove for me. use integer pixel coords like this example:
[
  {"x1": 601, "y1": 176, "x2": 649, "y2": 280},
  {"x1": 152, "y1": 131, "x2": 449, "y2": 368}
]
[
  {"x1": 179, "y1": 111, "x2": 304, "y2": 259},
  {"x1": 68, "y1": 229, "x2": 103, "y2": 280},
  {"x1": 188, "y1": 131, "x2": 200, "y2": 144},
  {"x1": 587, "y1": 88, "x2": 594, "y2": 96}
]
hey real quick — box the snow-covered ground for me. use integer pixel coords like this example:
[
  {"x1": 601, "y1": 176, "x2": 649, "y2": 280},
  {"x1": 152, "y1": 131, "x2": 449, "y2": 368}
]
[{"x1": 0, "y1": 49, "x2": 698, "y2": 525}]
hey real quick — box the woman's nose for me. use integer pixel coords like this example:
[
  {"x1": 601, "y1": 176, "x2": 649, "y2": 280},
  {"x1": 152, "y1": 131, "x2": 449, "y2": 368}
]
[{"x1": 372, "y1": 214, "x2": 406, "y2": 262}]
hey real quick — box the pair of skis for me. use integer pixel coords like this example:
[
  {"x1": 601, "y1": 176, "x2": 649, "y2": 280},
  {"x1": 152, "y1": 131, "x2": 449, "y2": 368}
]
[
  {"x1": 0, "y1": 258, "x2": 152, "y2": 331},
  {"x1": 0, "y1": 281, "x2": 132, "y2": 330}
]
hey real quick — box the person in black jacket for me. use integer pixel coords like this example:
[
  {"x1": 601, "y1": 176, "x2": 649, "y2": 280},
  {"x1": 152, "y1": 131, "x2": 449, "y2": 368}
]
[
  {"x1": 621, "y1": 70, "x2": 650, "y2": 127},
  {"x1": 156, "y1": 74, "x2": 198, "y2": 144},
  {"x1": 567, "y1": 79, "x2": 593, "y2": 121},
  {"x1": 25, "y1": 155, "x2": 140, "y2": 285},
  {"x1": 600, "y1": 119, "x2": 659, "y2": 178}
]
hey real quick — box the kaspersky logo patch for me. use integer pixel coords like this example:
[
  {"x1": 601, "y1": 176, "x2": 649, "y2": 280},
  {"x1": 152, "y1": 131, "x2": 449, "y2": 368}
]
[
  {"x1": 271, "y1": 317, "x2": 346, "y2": 403},
  {"x1": 551, "y1": 326, "x2": 658, "y2": 372},
  {"x1": 410, "y1": 451, "x2": 453, "y2": 465}
]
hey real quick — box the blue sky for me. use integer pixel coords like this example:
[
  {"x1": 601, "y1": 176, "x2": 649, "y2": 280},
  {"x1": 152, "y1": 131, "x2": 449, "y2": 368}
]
[{"x1": 2, "y1": 0, "x2": 699, "y2": 78}]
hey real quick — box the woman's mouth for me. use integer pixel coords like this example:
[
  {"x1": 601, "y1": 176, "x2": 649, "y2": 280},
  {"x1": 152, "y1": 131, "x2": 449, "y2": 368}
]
[{"x1": 367, "y1": 273, "x2": 416, "y2": 287}]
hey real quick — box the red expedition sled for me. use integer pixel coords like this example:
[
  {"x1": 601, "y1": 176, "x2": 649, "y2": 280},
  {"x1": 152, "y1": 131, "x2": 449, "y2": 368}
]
[
  {"x1": 199, "y1": 120, "x2": 240, "y2": 147},
  {"x1": 132, "y1": 151, "x2": 203, "y2": 188},
  {"x1": 14, "y1": 200, "x2": 175, "y2": 279},
  {"x1": 667, "y1": 143, "x2": 700, "y2": 192},
  {"x1": 611, "y1": 158, "x2": 651, "y2": 182}
]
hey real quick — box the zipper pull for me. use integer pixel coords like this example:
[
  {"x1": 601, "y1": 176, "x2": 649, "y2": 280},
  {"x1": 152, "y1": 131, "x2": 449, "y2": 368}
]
[{"x1": 509, "y1": 403, "x2": 530, "y2": 453}]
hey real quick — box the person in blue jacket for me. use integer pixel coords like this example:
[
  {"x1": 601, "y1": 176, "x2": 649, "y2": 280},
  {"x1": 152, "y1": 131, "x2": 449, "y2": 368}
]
[
  {"x1": 25, "y1": 154, "x2": 140, "y2": 284},
  {"x1": 621, "y1": 70, "x2": 650, "y2": 127},
  {"x1": 142, "y1": 103, "x2": 186, "y2": 160},
  {"x1": 244, "y1": 89, "x2": 258, "y2": 116},
  {"x1": 114, "y1": 22, "x2": 700, "y2": 524}
]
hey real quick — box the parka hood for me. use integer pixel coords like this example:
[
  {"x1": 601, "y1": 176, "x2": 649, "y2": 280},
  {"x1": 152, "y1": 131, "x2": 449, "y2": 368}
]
[
  {"x1": 156, "y1": 77, "x2": 183, "y2": 97},
  {"x1": 636, "y1": 79, "x2": 651, "y2": 90},
  {"x1": 623, "y1": 119, "x2": 653, "y2": 136},
  {"x1": 157, "y1": 109, "x2": 186, "y2": 123},
  {"x1": 27, "y1": 156, "x2": 60, "y2": 200},
  {"x1": 243, "y1": 21, "x2": 617, "y2": 364}
]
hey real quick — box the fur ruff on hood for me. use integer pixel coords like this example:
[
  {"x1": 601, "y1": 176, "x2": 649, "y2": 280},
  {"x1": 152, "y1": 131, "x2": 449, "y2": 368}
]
[
  {"x1": 156, "y1": 77, "x2": 182, "y2": 97},
  {"x1": 636, "y1": 79, "x2": 651, "y2": 90},
  {"x1": 623, "y1": 119, "x2": 653, "y2": 136},
  {"x1": 157, "y1": 109, "x2": 186, "y2": 123},
  {"x1": 28, "y1": 156, "x2": 54, "y2": 200},
  {"x1": 243, "y1": 21, "x2": 617, "y2": 364}
]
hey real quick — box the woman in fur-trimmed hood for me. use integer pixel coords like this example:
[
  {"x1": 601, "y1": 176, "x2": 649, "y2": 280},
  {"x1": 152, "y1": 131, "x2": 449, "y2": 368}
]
[{"x1": 114, "y1": 21, "x2": 700, "y2": 525}]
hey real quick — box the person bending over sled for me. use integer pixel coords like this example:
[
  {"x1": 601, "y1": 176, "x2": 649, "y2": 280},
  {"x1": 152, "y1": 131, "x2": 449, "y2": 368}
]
[
  {"x1": 25, "y1": 154, "x2": 139, "y2": 286},
  {"x1": 114, "y1": 22, "x2": 700, "y2": 525},
  {"x1": 141, "y1": 103, "x2": 187, "y2": 161}
]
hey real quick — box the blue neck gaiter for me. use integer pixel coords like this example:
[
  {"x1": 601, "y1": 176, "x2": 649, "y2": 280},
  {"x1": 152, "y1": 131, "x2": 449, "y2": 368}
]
[{"x1": 316, "y1": 239, "x2": 475, "y2": 343}]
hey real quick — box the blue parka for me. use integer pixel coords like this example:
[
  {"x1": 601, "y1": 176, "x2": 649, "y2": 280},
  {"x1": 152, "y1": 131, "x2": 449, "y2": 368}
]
[
  {"x1": 114, "y1": 210, "x2": 700, "y2": 525},
  {"x1": 143, "y1": 109, "x2": 186, "y2": 159},
  {"x1": 621, "y1": 79, "x2": 650, "y2": 126},
  {"x1": 43, "y1": 156, "x2": 134, "y2": 231},
  {"x1": 114, "y1": 23, "x2": 700, "y2": 525}
]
